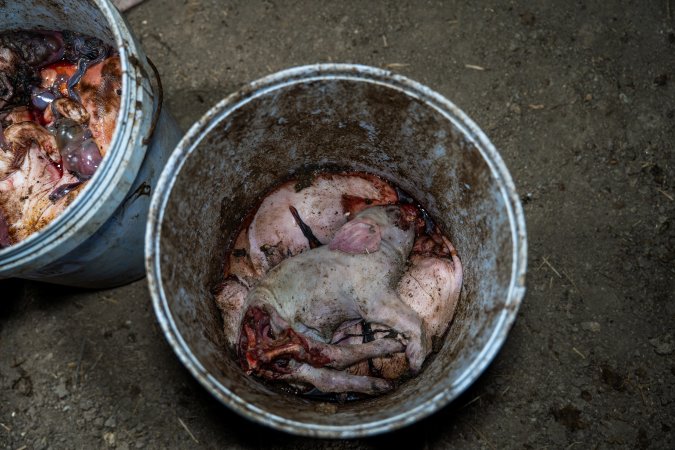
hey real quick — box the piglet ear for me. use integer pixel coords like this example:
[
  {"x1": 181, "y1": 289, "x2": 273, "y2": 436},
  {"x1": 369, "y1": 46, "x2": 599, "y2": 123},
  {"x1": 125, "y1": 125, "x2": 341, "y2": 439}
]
[{"x1": 329, "y1": 219, "x2": 381, "y2": 254}]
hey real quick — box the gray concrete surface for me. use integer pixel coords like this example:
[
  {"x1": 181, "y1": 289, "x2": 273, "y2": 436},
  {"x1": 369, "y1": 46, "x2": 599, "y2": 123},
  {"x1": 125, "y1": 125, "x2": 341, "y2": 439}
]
[{"x1": 1, "y1": 1, "x2": 674, "y2": 448}]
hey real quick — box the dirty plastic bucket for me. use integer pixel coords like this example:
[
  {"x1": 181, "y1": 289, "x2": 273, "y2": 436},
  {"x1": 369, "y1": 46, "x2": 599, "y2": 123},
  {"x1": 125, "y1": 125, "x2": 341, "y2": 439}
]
[
  {"x1": 0, "y1": 0, "x2": 182, "y2": 288},
  {"x1": 146, "y1": 64, "x2": 527, "y2": 437}
]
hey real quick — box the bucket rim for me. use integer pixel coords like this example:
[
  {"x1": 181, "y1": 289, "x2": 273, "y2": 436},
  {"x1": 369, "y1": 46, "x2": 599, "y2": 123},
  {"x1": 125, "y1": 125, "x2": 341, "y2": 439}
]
[
  {"x1": 0, "y1": 0, "x2": 153, "y2": 275},
  {"x1": 146, "y1": 63, "x2": 528, "y2": 438}
]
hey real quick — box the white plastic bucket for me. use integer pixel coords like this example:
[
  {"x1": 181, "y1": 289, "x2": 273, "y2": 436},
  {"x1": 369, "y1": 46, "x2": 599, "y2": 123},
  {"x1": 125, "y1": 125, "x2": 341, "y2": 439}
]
[
  {"x1": 0, "y1": 0, "x2": 182, "y2": 288},
  {"x1": 146, "y1": 64, "x2": 527, "y2": 437}
]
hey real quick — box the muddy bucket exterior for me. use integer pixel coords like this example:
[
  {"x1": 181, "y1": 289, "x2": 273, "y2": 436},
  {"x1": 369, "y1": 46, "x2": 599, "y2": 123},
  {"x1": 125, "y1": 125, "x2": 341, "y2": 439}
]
[
  {"x1": 146, "y1": 64, "x2": 527, "y2": 437},
  {"x1": 0, "y1": 0, "x2": 183, "y2": 288}
]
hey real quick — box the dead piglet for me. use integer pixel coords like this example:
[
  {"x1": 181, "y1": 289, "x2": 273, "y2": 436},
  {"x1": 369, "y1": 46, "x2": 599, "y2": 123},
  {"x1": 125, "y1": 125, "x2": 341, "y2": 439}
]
[{"x1": 237, "y1": 205, "x2": 430, "y2": 394}]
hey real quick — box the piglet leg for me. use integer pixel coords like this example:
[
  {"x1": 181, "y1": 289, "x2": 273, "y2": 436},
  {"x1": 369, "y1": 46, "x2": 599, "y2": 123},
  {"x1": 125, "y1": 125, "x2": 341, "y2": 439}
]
[
  {"x1": 361, "y1": 289, "x2": 431, "y2": 373},
  {"x1": 308, "y1": 337, "x2": 404, "y2": 370},
  {"x1": 247, "y1": 332, "x2": 404, "y2": 370},
  {"x1": 261, "y1": 361, "x2": 394, "y2": 395},
  {"x1": 240, "y1": 306, "x2": 404, "y2": 384}
]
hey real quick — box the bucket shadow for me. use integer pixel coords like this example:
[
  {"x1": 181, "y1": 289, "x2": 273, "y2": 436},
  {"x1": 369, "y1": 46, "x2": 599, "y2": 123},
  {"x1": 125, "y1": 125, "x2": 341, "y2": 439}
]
[
  {"x1": 0, "y1": 278, "x2": 100, "y2": 319},
  {"x1": 182, "y1": 355, "x2": 502, "y2": 448}
]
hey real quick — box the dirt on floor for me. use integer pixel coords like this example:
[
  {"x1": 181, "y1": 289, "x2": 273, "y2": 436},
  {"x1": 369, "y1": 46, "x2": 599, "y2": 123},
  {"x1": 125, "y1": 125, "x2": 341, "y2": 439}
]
[{"x1": 1, "y1": 0, "x2": 674, "y2": 448}]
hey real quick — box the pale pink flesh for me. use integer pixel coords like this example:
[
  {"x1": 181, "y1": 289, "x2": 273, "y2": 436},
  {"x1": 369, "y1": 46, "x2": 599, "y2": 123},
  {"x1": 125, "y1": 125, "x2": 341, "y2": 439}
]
[
  {"x1": 398, "y1": 253, "x2": 462, "y2": 339},
  {"x1": 237, "y1": 173, "x2": 397, "y2": 276},
  {"x1": 0, "y1": 140, "x2": 79, "y2": 241}
]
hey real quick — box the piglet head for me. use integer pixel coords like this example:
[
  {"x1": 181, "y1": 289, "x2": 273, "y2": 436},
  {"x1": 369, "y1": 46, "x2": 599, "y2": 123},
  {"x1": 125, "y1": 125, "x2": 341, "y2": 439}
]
[{"x1": 329, "y1": 205, "x2": 416, "y2": 258}]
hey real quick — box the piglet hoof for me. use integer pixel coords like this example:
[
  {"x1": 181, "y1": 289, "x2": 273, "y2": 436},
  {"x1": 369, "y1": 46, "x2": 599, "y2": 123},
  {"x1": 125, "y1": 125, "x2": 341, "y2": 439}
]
[
  {"x1": 405, "y1": 330, "x2": 431, "y2": 374},
  {"x1": 285, "y1": 362, "x2": 395, "y2": 395}
]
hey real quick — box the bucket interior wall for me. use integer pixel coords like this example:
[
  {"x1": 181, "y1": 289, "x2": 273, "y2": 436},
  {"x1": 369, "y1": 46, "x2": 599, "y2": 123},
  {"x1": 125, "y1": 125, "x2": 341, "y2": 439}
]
[
  {"x1": 1, "y1": 0, "x2": 114, "y2": 43},
  {"x1": 158, "y1": 79, "x2": 514, "y2": 426}
]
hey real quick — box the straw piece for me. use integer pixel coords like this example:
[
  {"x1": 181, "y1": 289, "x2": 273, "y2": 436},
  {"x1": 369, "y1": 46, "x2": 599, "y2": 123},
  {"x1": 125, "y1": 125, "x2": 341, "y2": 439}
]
[{"x1": 113, "y1": 0, "x2": 146, "y2": 12}]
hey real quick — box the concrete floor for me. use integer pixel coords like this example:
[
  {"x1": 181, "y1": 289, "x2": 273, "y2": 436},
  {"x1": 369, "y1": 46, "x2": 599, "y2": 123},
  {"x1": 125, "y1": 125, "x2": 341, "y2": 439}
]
[{"x1": 1, "y1": 1, "x2": 674, "y2": 448}]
